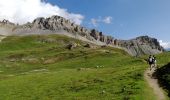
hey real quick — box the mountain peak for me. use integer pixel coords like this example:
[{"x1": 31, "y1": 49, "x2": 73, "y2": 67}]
[
  {"x1": 0, "y1": 19, "x2": 15, "y2": 26},
  {"x1": 0, "y1": 15, "x2": 164, "y2": 56}
]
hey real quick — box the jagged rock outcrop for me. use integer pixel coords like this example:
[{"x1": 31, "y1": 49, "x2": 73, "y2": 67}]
[
  {"x1": 116, "y1": 36, "x2": 164, "y2": 56},
  {"x1": 0, "y1": 15, "x2": 113, "y2": 45},
  {"x1": 0, "y1": 19, "x2": 15, "y2": 26},
  {"x1": 0, "y1": 15, "x2": 165, "y2": 56}
]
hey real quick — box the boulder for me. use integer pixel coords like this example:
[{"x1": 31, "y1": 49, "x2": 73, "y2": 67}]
[{"x1": 66, "y1": 43, "x2": 78, "y2": 50}]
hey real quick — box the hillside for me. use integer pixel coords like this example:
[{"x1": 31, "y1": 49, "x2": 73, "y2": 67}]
[
  {"x1": 0, "y1": 34, "x2": 157, "y2": 100},
  {"x1": 0, "y1": 15, "x2": 164, "y2": 56}
]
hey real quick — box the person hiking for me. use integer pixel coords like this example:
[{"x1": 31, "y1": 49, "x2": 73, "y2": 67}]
[
  {"x1": 152, "y1": 55, "x2": 157, "y2": 69},
  {"x1": 148, "y1": 55, "x2": 153, "y2": 70}
]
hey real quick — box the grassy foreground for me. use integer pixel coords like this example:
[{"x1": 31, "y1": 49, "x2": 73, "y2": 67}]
[{"x1": 0, "y1": 34, "x2": 156, "y2": 100}]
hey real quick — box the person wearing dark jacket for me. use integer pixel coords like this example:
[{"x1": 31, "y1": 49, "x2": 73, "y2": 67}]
[{"x1": 148, "y1": 55, "x2": 153, "y2": 71}]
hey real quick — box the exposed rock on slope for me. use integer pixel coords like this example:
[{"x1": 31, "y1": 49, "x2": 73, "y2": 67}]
[
  {"x1": 117, "y1": 36, "x2": 164, "y2": 56},
  {"x1": 0, "y1": 15, "x2": 164, "y2": 56}
]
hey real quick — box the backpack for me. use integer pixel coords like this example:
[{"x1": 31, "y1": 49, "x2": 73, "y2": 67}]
[
  {"x1": 152, "y1": 58, "x2": 156, "y2": 63},
  {"x1": 149, "y1": 57, "x2": 153, "y2": 63}
]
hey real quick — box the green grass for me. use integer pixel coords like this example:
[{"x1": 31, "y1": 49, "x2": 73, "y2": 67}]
[{"x1": 0, "y1": 34, "x2": 157, "y2": 100}]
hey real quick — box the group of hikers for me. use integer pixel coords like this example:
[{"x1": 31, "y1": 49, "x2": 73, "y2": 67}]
[{"x1": 147, "y1": 55, "x2": 157, "y2": 71}]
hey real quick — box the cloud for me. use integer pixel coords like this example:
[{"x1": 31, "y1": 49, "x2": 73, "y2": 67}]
[
  {"x1": 103, "y1": 16, "x2": 112, "y2": 24},
  {"x1": 90, "y1": 16, "x2": 113, "y2": 27},
  {"x1": 159, "y1": 40, "x2": 170, "y2": 49},
  {"x1": 91, "y1": 18, "x2": 99, "y2": 27},
  {"x1": 0, "y1": 0, "x2": 84, "y2": 25}
]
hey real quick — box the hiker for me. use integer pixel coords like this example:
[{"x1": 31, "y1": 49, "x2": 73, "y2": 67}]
[
  {"x1": 148, "y1": 55, "x2": 153, "y2": 70},
  {"x1": 152, "y1": 55, "x2": 157, "y2": 69}
]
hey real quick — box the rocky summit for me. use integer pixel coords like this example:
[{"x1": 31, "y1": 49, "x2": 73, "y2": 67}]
[
  {"x1": 116, "y1": 36, "x2": 165, "y2": 56},
  {"x1": 0, "y1": 15, "x2": 164, "y2": 56}
]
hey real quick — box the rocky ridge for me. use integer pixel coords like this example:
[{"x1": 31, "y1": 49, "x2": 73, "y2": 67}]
[
  {"x1": 0, "y1": 15, "x2": 164, "y2": 56},
  {"x1": 117, "y1": 36, "x2": 164, "y2": 56}
]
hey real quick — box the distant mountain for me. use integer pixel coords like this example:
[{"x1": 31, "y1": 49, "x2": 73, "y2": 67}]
[
  {"x1": 0, "y1": 15, "x2": 165, "y2": 56},
  {"x1": 166, "y1": 48, "x2": 170, "y2": 51},
  {"x1": 116, "y1": 36, "x2": 165, "y2": 56}
]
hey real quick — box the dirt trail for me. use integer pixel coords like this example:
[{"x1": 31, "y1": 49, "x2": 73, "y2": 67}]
[{"x1": 144, "y1": 67, "x2": 166, "y2": 100}]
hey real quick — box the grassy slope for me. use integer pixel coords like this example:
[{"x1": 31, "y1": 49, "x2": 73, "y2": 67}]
[{"x1": 0, "y1": 34, "x2": 156, "y2": 100}]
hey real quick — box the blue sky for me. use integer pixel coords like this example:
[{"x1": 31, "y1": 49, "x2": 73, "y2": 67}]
[{"x1": 46, "y1": 0, "x2": 170, "y2": 48}]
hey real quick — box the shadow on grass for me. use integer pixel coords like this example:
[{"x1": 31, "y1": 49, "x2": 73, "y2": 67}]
[{"x1": 153, "y1": 63, "x2": 170, "y2": 97}]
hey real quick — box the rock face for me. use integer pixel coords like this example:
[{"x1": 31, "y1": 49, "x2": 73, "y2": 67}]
[
  {"x1": 0, "y1": 15, "x2": 165, "y2": 56},
  {"x1": 116, "y1": 36, "x2": 164, "y2": 56}
]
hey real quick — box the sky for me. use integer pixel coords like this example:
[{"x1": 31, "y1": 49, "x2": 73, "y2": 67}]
[{"x1": 0, "y1": 0, "x2": 170, "y2": 48}]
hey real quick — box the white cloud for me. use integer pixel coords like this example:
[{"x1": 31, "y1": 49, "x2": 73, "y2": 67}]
[
  {"x1": 90, "y1": 16, "x2": 113, "y2": 27},
  {"x1": 103, "y1": 16, "x2": 112, "y2": 24},
  {"x1": 0, "y1": 0, "x2": 84, "y2": 25},
  {"x1": 91, "y1": 18, "x2": 98, "y2": 27},
  {"x1": 159, "y1": 40, "x2": 170, "y2": 49}
]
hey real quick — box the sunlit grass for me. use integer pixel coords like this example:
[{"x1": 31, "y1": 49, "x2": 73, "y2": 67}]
[{"x1": 0, "y1": 34, "x2": 156, "y2": 100}]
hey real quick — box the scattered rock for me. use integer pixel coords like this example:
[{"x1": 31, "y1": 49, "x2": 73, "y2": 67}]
[
  {"x1": 101, "y1": 45, "x2": 107, "y2": 48},
  {"x1": 27, "y1": 58, "x2": 40, "y2": 64},
  {"x1": 96, "y1": 65, "x2": 104, "y2": 68},
  {"x1": 66, "y1": 43, "x2": 78, "y2": 50},
  {"x1": 30, "y1": 69, "x2": 48, "y2": 72},
  {"x1": 77, "y1": 68, "x2": 91, "y2": 71},
  {"x1": 43, "y1": 58, "x2": 56, "y2": 64},
  {"x1": 84, "y1": 43, "x2": 92, "y2": 48}
]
